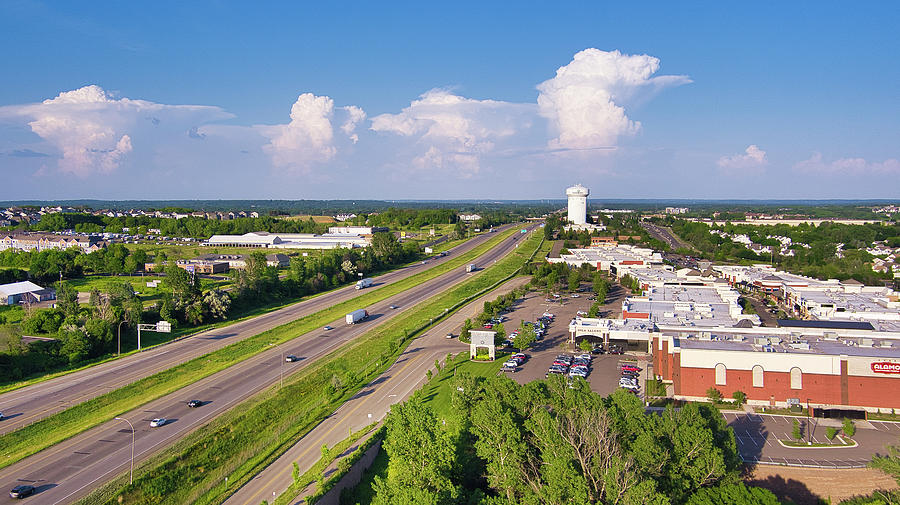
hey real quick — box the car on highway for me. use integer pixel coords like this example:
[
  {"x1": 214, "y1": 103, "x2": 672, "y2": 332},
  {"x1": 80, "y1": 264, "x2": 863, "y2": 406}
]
[
  {"x1": 285, "y1": 355, "x2": 301, "y2": 362},
  {"x1": 149, "y1": 418, "x2": 167, "y2": 428},
  {"x1": 389, "y1": 305, "x2": 399, "y2": 309},
  {"x1": 0, "y1": 411, "x2": 3, "y2": 420},
  {"x1": 9, "y1": 484, "x2": 35, "y2": 499},
  {"x1": 323, "y1": 325, "x2": 333, "y2": 331},
  {"x1": 187, "y1": 400, "x2": 203, "y2": 408}
]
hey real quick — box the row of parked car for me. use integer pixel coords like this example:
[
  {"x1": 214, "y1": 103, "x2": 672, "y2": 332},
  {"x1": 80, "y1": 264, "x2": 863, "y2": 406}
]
[
  {"x1": 502, "y1": 352, "x2": 529, "y2": 371},
  {"x1": 619, "y1": 363, "x2": 642, "y2": 391},
  {"x1": 546, "y1": 353, "x2": 592, "y2": 379}
]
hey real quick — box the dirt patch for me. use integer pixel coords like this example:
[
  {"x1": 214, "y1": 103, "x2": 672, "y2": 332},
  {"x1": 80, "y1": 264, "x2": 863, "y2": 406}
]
[{"x1": 746, "y1": 465, "x2": 898, "y2": 504}]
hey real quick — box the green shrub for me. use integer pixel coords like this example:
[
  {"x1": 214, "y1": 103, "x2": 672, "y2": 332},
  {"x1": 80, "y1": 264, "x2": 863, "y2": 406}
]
[
  {"x1": 732, "y1": 390, "x2": 747, "y2": 405},
  {"x1": 825, "y1": 426, "x2": 838, "y2": 440},
  {"x1": 706, "y1": 387, "x2": 722, "y2": 403},
  {"x1": 792, "y1": 419, "x2": 803, "y2": 441},
  {"x1": 843, "y1": 418, "x2": 856, "y2": 437}
]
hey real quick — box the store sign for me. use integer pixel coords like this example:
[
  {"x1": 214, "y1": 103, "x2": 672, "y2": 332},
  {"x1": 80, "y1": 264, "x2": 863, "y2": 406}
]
[{"x1": 872, "y1": 362, "x2": 900, "y2": 374}]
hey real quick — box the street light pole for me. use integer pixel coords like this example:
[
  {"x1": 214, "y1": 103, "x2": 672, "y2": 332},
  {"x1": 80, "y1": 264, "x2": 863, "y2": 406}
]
[
  {"x1": 280, "y1": 349, "x2": 284, "y2": 389},
  {"x1": 806, "y1": 398, "x2": 811, "y2": 445},
  {"x1": 114, "y1": 417, "x2": 135, "y2": 484},
  {"x1": 117, "y1": 320, "x2": 126, "y2": 355}
]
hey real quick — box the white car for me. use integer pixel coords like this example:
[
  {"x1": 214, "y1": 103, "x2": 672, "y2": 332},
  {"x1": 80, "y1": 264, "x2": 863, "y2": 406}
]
[
  {"x1": 571, "y1": 294, "x2": 580, "y2": 298},
  {"x1": 323, "y1": 326, "x2": 333, "y2": 331},
  {"x1": 620, "y1": 383, "x2": 640, "y2": 391},
  {"x1": 149, "y1": 418, "x2": 167, "y2": 428}
]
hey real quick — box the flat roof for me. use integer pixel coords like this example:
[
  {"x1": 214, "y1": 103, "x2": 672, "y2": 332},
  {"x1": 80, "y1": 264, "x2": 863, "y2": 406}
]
[{"x1": 777, "y1": 319, "x2": 875, "y2": 331}]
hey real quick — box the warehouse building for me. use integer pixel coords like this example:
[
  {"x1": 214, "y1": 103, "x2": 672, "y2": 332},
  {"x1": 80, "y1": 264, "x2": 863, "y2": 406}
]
[{"x1": 0, "y1": 281, "x2": 55, "y2": 305}]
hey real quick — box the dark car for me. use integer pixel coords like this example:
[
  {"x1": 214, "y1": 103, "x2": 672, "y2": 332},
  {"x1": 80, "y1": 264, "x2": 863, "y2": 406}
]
[
  {"x1": 9, "y1": 485, "x2": 35, "y2": 498},
  {"x1": 187, "y1": 399, "x2": 202, "y2": 408},
  {"x1": 285, "y1": 354, "x2": 301, "y2": 362}
]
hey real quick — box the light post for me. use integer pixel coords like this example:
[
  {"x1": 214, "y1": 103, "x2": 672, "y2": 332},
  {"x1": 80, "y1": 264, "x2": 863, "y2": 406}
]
[
  {"x1": 806, "y1": 398, "x2": 812, "y2": 445},
  {"x1": 114, "y1": 417, "x2": 135, "y2": 484},
  {"x1": 280, "y1": 348, "x2": 284, "y2": 389},
  {"x1": 117, "y1": 319, "x2": 126, "y2": 355}
]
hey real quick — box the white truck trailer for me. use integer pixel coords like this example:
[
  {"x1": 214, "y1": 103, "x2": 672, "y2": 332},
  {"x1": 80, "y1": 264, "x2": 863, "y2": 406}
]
[
  {"x1": 355, "y1": 278, "x2": 373, "y2": 290},
  {"x1": 345, "y1": 309, "x2": 369, "y2": 324},
  {"x1": 466, "y1": 263, "x2": 476, "y2": 273}
]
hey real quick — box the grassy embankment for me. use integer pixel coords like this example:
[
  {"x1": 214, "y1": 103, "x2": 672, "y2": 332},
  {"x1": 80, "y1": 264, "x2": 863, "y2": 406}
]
[
  {"x1": 0, "y1": 227, "x2": 519, "y2": 471},
  {"x1": 77, "y1": 230, "x2": 542, "y2": 505}
]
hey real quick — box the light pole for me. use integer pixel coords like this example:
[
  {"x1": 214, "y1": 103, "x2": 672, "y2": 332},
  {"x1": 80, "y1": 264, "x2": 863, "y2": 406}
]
[
  {"x1": 806, "y1": 398, "x2": 812, "y2": 445},
  {"x1": 117, "y1": 320, "x2": 126, "y2": 355},
  {"x1": 114, "y1": 417, "x2": 135, "y2": 484},
  {"x1": 280, "y1": 348, "x2": 284, "y2": 389}
]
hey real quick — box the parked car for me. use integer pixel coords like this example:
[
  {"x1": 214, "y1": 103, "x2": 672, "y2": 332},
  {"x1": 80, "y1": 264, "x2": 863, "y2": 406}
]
[
  {"x1": 502, "y1": 360, "x2": 518, "y2": 371},
  {"x1": 571, "y1": 294, "x2": 580, "y2": 298},
  {"x1": 621, "y1": 364, "x2": 641, "y2": 372},
  {"x1": 512, "y1": 353, "x2": 527, "y2": 364},
  {"x1": 187, "y1": 400, "x2": 202, "y2": 408},
  {"x1": 445, "y1": 333, "x2": 454, "y2": 339},
  {"x1": 285, "y1": 354, "x2": 301, "y2": 362},
  {"x1": 9, "y1": 485, "x2": 35, "y2": 499},
  {"x1": 620, "y1": 383, "x2": 640, "y2": 391},
  {"x1": 150, "y1": 418, "x2": 167, "y2": 428}
]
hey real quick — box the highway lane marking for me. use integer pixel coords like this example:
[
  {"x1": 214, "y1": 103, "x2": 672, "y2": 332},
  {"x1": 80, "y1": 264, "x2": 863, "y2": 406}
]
[{"x1": 234, "y1": 354, "x2": 423, "y2": 505}]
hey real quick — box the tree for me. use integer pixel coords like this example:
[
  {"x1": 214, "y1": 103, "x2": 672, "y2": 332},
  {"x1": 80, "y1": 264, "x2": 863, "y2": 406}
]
[
  {"x1": 825, "y1": 426, "x2": 838, "y2": 440},
  {"x1": 843, "y1": 418, "x2": 856, "y2": 437},
  {"x1": 567, "y1": 268, "x2": 580, "y2": 292},
  {"x1": 578, "y1": 338, "x2": 593, "y2": 353},
  {"x1": 203, "y1": 290, "x2": 231, "y2": 320},
  {"x1": 685, "y1": 482, "x2": 780, "y2": 505},
  {"x1": 706, "y1": 387, "x2": 722, "y2": 403},
  {"x1": 371, "y1": 396, "x2": 458, "y2": 505},
  {"x1": 55, "y1": 281, "x2": 80, "y2": 319},
  {"x1": 515, "y1": 321, "x2": 536, "y2": 351},
  {"x1": 732, "y1": 390, "x2": 747, "y2": 405}
]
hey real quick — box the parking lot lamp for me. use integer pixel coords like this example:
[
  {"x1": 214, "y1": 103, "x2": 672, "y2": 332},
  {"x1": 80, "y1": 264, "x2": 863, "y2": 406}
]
[{"x1": 806, "y1": 398, "x2": 812, "y2": 445}]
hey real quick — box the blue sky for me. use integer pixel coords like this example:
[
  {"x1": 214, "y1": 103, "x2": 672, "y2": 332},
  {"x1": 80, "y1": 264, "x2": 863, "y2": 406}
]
[{"x1": 0, "y1": 1, "x2": 897, "y2": 200}]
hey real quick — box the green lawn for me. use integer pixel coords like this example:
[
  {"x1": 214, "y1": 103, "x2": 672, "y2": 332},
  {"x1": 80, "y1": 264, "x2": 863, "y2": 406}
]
[
  {"x1": 66, "y1": 274, "x2": 230, "y2": 307},
  {"x1": 420, "y1": 352, "x2": 509, "y2": 420}
]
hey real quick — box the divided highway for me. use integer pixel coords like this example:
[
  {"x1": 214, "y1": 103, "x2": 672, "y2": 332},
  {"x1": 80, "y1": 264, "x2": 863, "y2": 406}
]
[
  {"x1": 0, "y1": 225, "x2": 536, "y2": 504},
  {"x1": 0, "y1": 225, "x2": 514, "y2": 437}
]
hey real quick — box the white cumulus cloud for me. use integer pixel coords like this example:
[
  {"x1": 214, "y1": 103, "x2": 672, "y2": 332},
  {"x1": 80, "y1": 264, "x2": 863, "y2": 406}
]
[
  {"x1": 259, "y1": 93, "x2": 337, "y2": 171},
  {"x1": 370, "y1": 88, "x2": 533, "y2": 177},
  {"x1": 793, "y1": 153, "x2": 900, "y2": 174},
  {"x1": 340, "y1": 105, "x2": 366, "y2": 144},
  {"x1": 536, "y1": 48, "x2": 691, "y2": 150},
  {"x1": 0, "y1": 84, "x2": 230, "y2": 176},
  {"x1": 717, "y1": 144, "x2": 768, "y2": 172}
]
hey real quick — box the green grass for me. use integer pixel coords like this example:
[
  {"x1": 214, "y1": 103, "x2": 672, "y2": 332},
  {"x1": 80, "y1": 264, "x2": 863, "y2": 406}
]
[
  {"x1": 420, "y1": 352, "x2": 507, "y2": 420},
  {"x1": 76, "y1": 230, "x2": 542, "y2": 505},
  {"x1": 0, "y1": 227, "x2": 521, "y2": 472},
  {"x1": 66, "y1": 274, "x2": 229, "y2": 307}
]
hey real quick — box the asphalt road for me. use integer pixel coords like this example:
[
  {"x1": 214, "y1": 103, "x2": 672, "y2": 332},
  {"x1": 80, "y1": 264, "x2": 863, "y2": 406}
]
[
  {"x1": 222, "y1": 278, "x2": 532, "y2": 505},
  {"x1": 0, "y1": 225, "x2": 537, "y2": 505},
  {"x1": 641, "y1": 221, "x2": 689, "y2": 251},
  {"x1": 0, "y1": 225, "x2": 516, "y2": 437}
]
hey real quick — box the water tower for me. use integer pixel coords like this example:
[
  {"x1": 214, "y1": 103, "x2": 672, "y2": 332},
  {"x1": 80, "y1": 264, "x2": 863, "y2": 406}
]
[{"x1": 566, "y1": 184, "x2": 589, "y2": 226}]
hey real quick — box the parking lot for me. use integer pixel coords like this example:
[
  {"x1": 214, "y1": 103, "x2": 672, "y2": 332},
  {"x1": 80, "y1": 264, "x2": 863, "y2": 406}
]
[
  {"x1": 489, "y1": 287, "x2": 651, "y2": 399},
  {"x1": 725, "y1": 413, "x2": 899, "y2": 468}
]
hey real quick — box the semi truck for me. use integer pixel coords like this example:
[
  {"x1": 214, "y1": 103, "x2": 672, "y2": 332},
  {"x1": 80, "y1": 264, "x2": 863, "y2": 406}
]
[
  {"x1": 355, "y1": 278, "x2": 373, "y2": 290},
  {"x1": 345, "y1": 309, "x2": 369, "y2": 324},
  {"x1": 466, "y1": 263, "x2": 476, "y2": 273}
]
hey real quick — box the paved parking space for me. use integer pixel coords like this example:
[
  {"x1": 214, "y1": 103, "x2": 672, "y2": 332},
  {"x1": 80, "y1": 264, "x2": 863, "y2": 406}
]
[{"x1": 724, "y1": 412, "x2": 899, "y2": 468}]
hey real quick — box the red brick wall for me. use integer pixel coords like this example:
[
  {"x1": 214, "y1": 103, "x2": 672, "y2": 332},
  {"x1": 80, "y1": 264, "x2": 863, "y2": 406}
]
[
  {"x1": 847, "y1": 376, "x2": 900, "y2": 409},
  {"x1": 678, "y1": 367, "x2": 845, "y2": 405}
]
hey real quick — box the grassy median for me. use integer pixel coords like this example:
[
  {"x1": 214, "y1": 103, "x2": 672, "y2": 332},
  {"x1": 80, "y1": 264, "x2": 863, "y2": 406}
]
[
  {"x1": 79, "y1": 231, "x2": 543, "y2": 505},
  {"x1": 0, "y1": 227, "x2": 520, "y2": 471}
]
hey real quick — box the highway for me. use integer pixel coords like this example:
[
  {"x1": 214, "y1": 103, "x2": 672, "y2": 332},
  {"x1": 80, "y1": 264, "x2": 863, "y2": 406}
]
[
  {"x1": 0, "y1": 224, "x2": 514, "y2": 437},
  {"x1": 0, "y1": 225, "x2": 536, "y2": 504},
  {"x1": 224, "y1": 277, "x2": 531, "y2": 505}
]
